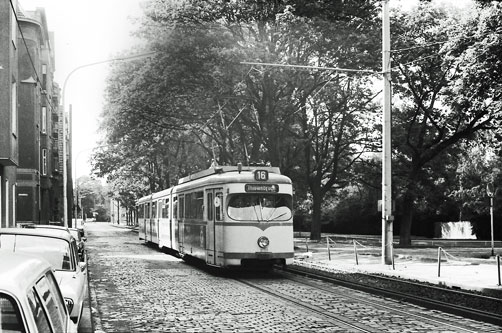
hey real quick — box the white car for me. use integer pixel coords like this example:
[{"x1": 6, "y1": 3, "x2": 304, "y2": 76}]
[
  {"x1": 0, "y1": 252, "x2": 77, "y2": 332},
  {"x1": 0, "y1": 228, "x2": 87, "y2": 325},
  {"x1": 23, "y1": 224, "x2": 87, "y2": 262}
]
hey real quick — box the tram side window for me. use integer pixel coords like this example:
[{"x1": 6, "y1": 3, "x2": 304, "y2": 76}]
[
  {"x1": 185, "y1": 193, "x2": 192, "y2": 218},
  {"x1": 145, "y1": 203, "x2": 150, "y2": 219},
  {"x1": 179, "y1": 195, "x2": 185, "y2": 219},
  {"x1": 173, "y1": 197, "x2": 178, "y2": 219},
  {"x1": 185, "y1": 191, "x2": 203, "y2": 219},
  {"x1": 152, "y1": 202, "x2": 157, "y2": 219},
  {"x1": 207, "y1": 192, "x2": 213, "y2": 221},
  {"x1": 138, "y1": 205, "x2": 144, "y2": 219},
  {"x1": 162, "y1": 199, "x2": 169, "y2": 218},
  {"x1": 215, "y1": 192, "x2": 223, "y2": 221}
]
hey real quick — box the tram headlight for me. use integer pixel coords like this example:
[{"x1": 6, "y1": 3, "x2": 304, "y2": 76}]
[{"x1": 257, "y1": 236, "x2": 270, "y2": 249}]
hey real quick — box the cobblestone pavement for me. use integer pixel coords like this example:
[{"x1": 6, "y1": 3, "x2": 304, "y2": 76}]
[{"x1": 86, "y1": 223, "x2": 501, "y2": 332}]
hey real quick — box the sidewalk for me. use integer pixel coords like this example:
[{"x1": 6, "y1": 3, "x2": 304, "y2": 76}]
[{"x1": 293, "y1": 238, "x2": 502, "y2": 297}]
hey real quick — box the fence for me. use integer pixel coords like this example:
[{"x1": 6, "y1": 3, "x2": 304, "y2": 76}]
[{"x1": 295, "y1": 236, "x2": 501, "y2": 287}]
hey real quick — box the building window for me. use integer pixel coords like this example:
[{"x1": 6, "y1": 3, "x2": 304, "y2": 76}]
[
  {"x1": 42, "y1": 149, "x2": 47, "y2": 175},
  {"x1": 41, "y1": 107, "x2": 47, "y2": 133},
  {"x1": 11, "y1": 82, "x2": 17, "y2": 136},
  {"x1": 42, "y1": 64, "x2": 47, "y2": 89}
]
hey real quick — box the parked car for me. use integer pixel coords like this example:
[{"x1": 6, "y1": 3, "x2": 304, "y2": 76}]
[
  {"x1": 0, "y1": 228, "x2": 87, "y2": 325},
  {"x1": 0, "y1": 252, "x2": 77, "y2": 332},
  {"x1": 68, "y1": 228, "x2": 86, "y2": 261},
  {"x1": 20, "y1": 224, "x2": 86, "y2": 262}
]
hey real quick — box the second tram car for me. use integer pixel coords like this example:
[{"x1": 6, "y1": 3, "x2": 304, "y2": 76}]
[{"x1": 137, "y1": 165, "x2": 294, "y2": 268}]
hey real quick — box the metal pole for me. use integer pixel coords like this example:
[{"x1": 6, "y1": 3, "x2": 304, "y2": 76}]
[
  {"x1": 327, "y1": 237, "x2": 331, "y2": 261},
  {"x1": 353, "y1": 240, "x2": 359, "y2": 265},
  {"x1": 437, "y1": 247, "x2": 442, "y2": 277},
  {"x1": 61, "y1": 98, "x2": 67, "y2": 227},
  {"x1": 497, "y1": 255, "x2": 501, "y2": 286},
  {"x1": 60, "y1": 52, "x2": 157, "y2": 227},
  {"x1": 382, "y1": 0, "x2": 393, "y2": 265},
  {"x1": 491, "y1": 196, "x2": 495, "y2": 256}
]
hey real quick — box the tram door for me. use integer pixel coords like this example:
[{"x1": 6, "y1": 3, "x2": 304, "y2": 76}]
[
  {"x1": 148, "y1": 201, "x2": 157, "y2": 242},
  {"x1": 205, "y1": 188, "x2": 222, "y2": 265}
]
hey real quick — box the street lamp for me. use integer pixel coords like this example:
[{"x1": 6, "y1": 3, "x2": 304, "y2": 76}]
[{"x1": 61, "y1": 51, "x2": 157, "y2": 227}]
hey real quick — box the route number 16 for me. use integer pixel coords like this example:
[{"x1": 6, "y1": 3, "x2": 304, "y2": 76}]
[{"x1": 255, "y1": 170, "x2": 269, "y2": 181}]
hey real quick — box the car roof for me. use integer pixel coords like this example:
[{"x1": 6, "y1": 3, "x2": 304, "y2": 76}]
[
  {"x1": 0, "y1": 252, "x2": 53, "y2": 297},
  {"x1": 0, "y1": 228, "x2": 74, "y2": 241}
]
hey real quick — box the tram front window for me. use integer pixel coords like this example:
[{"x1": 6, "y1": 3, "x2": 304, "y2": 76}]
[{"x1": 228, "y1": 194, "x2": 292, "y2": 221}]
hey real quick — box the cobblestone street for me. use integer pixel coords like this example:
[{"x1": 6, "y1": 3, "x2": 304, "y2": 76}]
[
  {"x1": 86, "y1": 223, "x2": 346, "y2": 332},
  {"x1": 85, "y1": 223, "x2": 501, "y2": 333}
]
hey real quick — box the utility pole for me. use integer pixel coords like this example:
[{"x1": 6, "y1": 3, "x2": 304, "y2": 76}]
[
  {"x1": 61, "y1": 52, "x2": 157, "y2": 227},
  {"x1": 382, "y1": 0, "x2": 394, "y2": 265}
]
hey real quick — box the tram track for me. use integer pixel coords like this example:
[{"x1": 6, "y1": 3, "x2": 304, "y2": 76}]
[
  {"x1": 279, "y1": 264, "x2": 502, "y2": 327},
  {"x1": 232, "y1": 268, "x2": 496, "y2": 332},
  {"x1": 235, "y1": 278, "x2": 378, "y2": 332}
]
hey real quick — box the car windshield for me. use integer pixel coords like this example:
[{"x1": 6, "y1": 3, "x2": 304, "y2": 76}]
[
  {"x1": 0, "y1": 235, "x2": 73, "y2": 271},
  {"x1": 227, "y1": 194, "x2": 292, "y2": 222}
]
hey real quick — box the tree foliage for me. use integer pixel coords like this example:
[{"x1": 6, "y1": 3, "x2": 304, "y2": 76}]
[{"x1": 93, "y1": 0, "x2": 502, "y2": 243}]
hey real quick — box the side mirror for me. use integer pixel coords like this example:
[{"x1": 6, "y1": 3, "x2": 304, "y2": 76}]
[
  {"x1": 79, "y1": 261, "x2": 87, "y2": 272},
  {"x1": 82, "y1": 237, "x2": 87, "y2": 242}
]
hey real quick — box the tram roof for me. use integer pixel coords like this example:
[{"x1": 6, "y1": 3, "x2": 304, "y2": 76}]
[
  {"x1": 178, "y1": 165, "x2": 281, "y2": 184},
  {"x1": 136, "y1": 165, "x2": 291, "y2": 204}
]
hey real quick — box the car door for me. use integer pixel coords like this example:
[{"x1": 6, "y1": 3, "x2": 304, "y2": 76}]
[{"x1": 70, "y1": 240, "x2": 87, "y2": 315}]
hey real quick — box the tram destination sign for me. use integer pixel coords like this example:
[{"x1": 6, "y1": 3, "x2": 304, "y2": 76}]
[{"x1": 245, "y1": 184, "x2": 279, "y2": 193}]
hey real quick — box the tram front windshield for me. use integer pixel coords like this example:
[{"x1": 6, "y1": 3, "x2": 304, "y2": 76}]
[{"x1": 227, "y1": 194, "x2": 292, "y2": 221}]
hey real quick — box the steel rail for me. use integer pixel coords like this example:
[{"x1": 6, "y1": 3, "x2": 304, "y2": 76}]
[
  {"x1": 280, "y1": 264, "x2": 502, "y2": 327},
  {"x1": 234, "y1": 278, "x2": 377, "y2": 333}
]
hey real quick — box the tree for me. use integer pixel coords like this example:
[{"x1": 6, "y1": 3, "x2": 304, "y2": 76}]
[
  {"x1": 94, "y1": 0, "x2": 382, "y2": 242},
  {"x1": 74, "y1": 176, "x2": 108, "y2": 221},
  {"x1": 390, "y1": 2, "x2": 502, "y2": 245}
]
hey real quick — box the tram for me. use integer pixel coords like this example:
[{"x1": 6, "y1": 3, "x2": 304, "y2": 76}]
[{"x1": 136, "y1": 165, "x2": 294, "y2": 268}]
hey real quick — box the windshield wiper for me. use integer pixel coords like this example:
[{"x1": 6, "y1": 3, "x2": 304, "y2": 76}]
[
  {"x1": 267, "y1": 211, "x2": 287, "y2": 222},
  {"x1": 252, "y1": 205, "x2": 263, "y2": 221}
]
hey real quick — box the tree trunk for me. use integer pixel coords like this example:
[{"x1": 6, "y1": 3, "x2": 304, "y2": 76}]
[
  {"x1": 310, "y1": 185, "x2": 323, "y2": 241},
  {"x1": 399, "y1": 190, "x2": 414, "y2": 246}
]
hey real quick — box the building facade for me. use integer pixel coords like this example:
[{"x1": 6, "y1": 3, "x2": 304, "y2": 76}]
[
  {"x1": 0, "y1": 0, "x2": 20, "y2": 228},
  {"x1": 1, "y1": 1, "x2": 71, "y2": 227}
]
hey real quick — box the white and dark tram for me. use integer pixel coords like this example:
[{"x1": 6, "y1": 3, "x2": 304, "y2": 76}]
[{"x1": 136, "y1": 165, "x2": 294, "y2": 268}]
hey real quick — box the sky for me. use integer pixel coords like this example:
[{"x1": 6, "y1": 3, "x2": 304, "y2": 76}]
[
  {"x1": 20, "y1": 0, "x2": 145, "y2": 180},
  {"x1": 18, "y1": 0, "x2": 473, "y2": 182}
]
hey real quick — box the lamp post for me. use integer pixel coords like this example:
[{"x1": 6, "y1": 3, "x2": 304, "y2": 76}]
[
  {"x1": 73, "y1": 148, "x2": 90, "y2": 228},
  {"x1": 487, "y1": 183, "x2": 495, "y2": 257},
  {"x1": 487, "y1": 167, "x2": 499, "y2": 257},
  {"x1": 60, "y1": 52, "x2": 157, "y2": 227}
]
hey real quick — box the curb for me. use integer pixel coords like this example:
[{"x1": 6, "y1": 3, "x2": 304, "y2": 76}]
[{"x1": 87, "y1": 253, "x2": 105, "y2": 333}]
